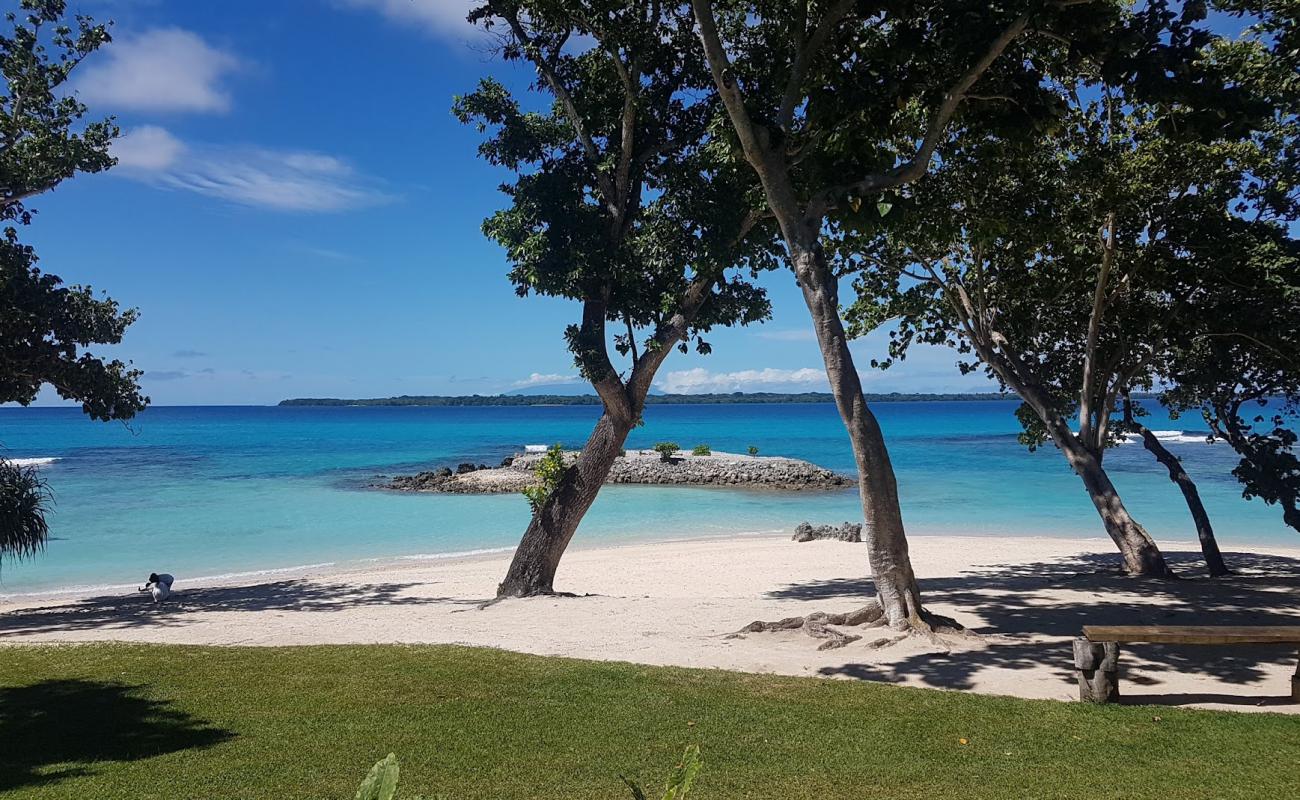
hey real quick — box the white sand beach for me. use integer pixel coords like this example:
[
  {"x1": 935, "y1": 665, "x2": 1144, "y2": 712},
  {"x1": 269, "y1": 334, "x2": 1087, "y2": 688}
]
[{"x1": 3, "y1": 534, "x2": 1298, "y2": 714}]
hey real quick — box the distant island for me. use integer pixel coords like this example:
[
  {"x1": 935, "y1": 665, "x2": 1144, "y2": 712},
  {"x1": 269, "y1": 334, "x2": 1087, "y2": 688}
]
[{"x1": 279, "y1": 391, "x2": 1011, "y2": 407}]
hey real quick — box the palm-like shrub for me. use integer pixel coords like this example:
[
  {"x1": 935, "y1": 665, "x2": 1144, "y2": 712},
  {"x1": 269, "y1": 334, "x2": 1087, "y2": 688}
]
[
  {"x1": 0, "y1": 459, "x2": 52, "y2": 565},
  {"x1": 623, "y1": 746, "x2": 703, "y2": 800},
  {"x1": 355, "y1": 746, "x2": 702, "y2": 800}
]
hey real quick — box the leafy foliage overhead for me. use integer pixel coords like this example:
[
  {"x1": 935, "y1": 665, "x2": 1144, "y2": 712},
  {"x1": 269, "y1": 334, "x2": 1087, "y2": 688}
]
[
  {"x1": 1, "y1": 0, "x2": 115, "y2": 226},
  {"x1": 847, "y1": 0, "x2": 1298, "y2": 460},
  {"x1": 457, "y1": 1, "x2": 773, "y2": 394}
]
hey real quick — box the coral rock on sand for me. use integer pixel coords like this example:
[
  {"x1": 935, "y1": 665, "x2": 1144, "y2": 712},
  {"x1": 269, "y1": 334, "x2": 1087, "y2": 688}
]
[
  {"x1": 386, "y1": 450, "x2": 852, "y2": 494},
  {"x1": 792, "y1": 521, "x2": 862, "y2": 543}
]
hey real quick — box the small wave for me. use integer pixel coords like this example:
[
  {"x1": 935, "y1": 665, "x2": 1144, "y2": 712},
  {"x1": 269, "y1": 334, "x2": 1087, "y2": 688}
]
[
  {"x1": 0, "y1": 580, "x2": 140, "y2": 600},
  {"x1": 0, "y1": 561, "x2": 338, "y2": 601},
  {"x1": 190, "y1": 562, "x2": 337, "y2": 582},
  {"x1": 8, "y1": 456, "x2": 59, "y2": 467},
  {"x1": 393, "y1": 547, "x2": 515, "y2": 561},
  {"x1": 1121, "y1": 431, "x2": 1214, "y2": 445}
]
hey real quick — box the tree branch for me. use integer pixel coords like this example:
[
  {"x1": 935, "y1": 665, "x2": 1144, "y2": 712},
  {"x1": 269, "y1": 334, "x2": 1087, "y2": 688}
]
[
  {"x1": 627, "y1": 273, "x2": 717, "y2": 400},
  {"x1": 777, "y1": 0, "x2": 856, "y2": 131},
  {"x1": 690, "y1": 0, "x2": 766, "y2": 161},
  {"x1": 500, "y1": 10, "x2": 620, "y2": 217},
  {"x1": 803, "y1": 13, "x2": 1030, "y2": 223},
  {"x1": 1078, "y1": 212, "x2": 1116, "y2": 450},
  {"x1": 578, "y1": 294, "x2": 633, "y2": 419}
]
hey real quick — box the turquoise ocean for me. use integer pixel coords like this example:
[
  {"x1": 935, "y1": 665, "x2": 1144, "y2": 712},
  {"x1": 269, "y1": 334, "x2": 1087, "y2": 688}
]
[{"x1": 0, "y1": 401, "x2": 1293, "y2": 596}]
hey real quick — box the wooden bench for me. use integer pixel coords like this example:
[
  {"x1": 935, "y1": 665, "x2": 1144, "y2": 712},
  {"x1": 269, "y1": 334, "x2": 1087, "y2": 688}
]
[{"x1": 1073, "y1": 625, "x2": 1300, "y2": 703}]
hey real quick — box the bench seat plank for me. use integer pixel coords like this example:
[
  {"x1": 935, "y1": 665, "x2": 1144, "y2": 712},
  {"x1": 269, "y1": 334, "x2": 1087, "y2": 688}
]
[{"x1": 1083, "y1": 625, "x2": 1300, "y2": 645}]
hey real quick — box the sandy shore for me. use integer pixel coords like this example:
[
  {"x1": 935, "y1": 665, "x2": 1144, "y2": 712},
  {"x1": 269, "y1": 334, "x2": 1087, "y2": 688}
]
[{"x1": 3, "y1": 533, "x2": 1299, "y2": 713}]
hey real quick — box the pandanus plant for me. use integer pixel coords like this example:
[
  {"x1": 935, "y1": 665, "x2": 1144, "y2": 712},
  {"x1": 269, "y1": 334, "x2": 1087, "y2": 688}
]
[{"x1": 0, "y1": 459, "x2": 52, "y2": 567}]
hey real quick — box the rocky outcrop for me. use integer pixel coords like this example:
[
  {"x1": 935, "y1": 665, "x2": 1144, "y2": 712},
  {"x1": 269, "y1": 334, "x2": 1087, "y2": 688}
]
[
  {"x1": 385, "y1": 449, "x2": 852, "y2": 494},
  {"x1": 791, "y1": 521, "x2": 862, "y2": 543}
]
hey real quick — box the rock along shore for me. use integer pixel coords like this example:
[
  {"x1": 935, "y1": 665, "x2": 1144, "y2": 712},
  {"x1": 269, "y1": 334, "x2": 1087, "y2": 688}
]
[{"x1": 386, "y1": 449, "x2": 852, "y2": 494}]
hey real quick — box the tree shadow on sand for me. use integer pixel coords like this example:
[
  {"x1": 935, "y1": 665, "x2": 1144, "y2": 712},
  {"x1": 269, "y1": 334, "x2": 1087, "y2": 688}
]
[
  {"x1": 766, "y1": 550, "x2": 1300, "y2": 704},
  {"x1": 0, "y1": 579, "x2": 486, "y2": 637},
  {"x1": 0, "y1": 679, "x2": 233, "y2": 792}
]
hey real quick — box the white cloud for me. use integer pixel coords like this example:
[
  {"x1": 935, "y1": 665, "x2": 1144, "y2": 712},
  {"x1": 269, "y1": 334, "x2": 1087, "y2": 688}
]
[
  {"x1": 112, "y1": 126, "x2": 392, "y2": 213},
  {"x1": 656, "y1": 367, "x2": 828, "y2": 394},
  {"x1": 513, "y1": 372, "x2": 581, "y2": 387},
  {"x1": 336, "y1": 0, "x2": 479, "y2": 39},
  {"x1": 112, "y1": 125, "x2": 185, "y2": 171},
  {"x1": 755, "y1": 328, "x2": 816, "y2": 342},
  {"x1": 75, "y1": 28, "x2": 243, "y2": 113}
]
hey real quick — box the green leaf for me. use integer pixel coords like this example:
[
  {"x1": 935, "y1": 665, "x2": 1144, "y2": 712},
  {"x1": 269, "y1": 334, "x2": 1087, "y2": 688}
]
[
  {"x1": 355, "y1": 754, "x2": 400, "y2": 800},
  {"x1": 661, "y1": 745, "x2": 704, "y2": 800}
]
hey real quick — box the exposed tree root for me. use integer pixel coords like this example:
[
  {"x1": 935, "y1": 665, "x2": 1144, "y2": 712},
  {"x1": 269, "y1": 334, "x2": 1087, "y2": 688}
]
[
  {"x1": 735, "y1": 604, "x2": 887, "y2": 650},
  {"x1": 732, "y1": 602, "x2": 976, "y2": 651},
  {"x1": 478, "y1": 589, "x2": 586, "y2": 610}
]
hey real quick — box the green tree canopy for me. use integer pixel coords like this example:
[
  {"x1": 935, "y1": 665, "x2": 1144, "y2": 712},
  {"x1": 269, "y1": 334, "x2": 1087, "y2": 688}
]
[
  {"x1": 845, "y1": 0, "x2": 1298, "y2": 557},
  {"x1": 459, "y1": 1, "x2": 773, "y2": 597},
  {"x1": 1, "y1": 0, "x2": 146, "y2": 564},
  {"x1": 1, "y1": 0, "x2": 115, "y2": 224}
]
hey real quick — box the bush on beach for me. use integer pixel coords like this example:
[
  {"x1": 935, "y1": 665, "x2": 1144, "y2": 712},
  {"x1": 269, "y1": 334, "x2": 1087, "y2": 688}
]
[
  {"x1": 653, "y1": 442, "x2": 680, "y2": 462},
  {"x1": 521, "y1": 443, "x2": 568, "y2": 512}
]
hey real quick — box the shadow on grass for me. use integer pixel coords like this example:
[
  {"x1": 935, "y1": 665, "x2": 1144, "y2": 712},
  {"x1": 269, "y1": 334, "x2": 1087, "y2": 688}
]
[
  {"x1": 0, "y1": 579, "x2": 485, "y2": 636},
  {"x1": 0, "y1": 679, "x2": 233, "y2": 792},
  {"x1": 766, "y1": 550, "x2": 1300, "y2": 701}
]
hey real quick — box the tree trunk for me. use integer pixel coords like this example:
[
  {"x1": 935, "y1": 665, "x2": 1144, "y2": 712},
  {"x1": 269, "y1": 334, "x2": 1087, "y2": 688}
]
[
  {"x1": 1132, "y1": 423, "x2": 1229, "y2": 576},
  {"x1": 792, "y1": 245, "x2": 925, "y2": 629},
  {"x1": 496, "y1": 410, "x2": 634, "y2": 597},
  {"x1": 1052, "y1": 427, "x2": 1171, "y2": 576}
]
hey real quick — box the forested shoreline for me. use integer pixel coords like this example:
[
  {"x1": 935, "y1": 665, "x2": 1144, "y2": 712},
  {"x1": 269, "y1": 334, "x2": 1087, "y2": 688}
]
[{"x1": 278, "y1": 391, "x2": 1012, "y2": 407}]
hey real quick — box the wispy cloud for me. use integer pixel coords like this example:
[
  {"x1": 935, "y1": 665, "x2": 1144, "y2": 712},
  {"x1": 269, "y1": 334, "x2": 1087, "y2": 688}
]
[
  {"x1": 335, "y1": 0, "x2": 479, "y2": 39},
  {"x1": 144, "y1": 367, "x2": 215, "y2": 382},
  {"x1": 145, "y1": 367, "x2": 292, "y2": 383},
  {"x1": 656, "y1": 367, "x2": 827, "y2": 394},
  {"x1": 74, "y1": 28, "x2": 243, "y2": 113},
  {"x1": 513, "y1": 372, "x2": 581, "y2": 388},
  {"x1": 112, "y1": 126, "x2": 392, "y2": 213},
  {"x1": 755, "y1": 329, "x2": 816, "y2": 342}
]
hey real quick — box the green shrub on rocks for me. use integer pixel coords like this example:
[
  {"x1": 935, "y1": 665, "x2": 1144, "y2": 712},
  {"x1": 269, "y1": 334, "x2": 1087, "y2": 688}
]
[
  {"x1": 653, "y1": 442, "x2": 680, "y2": 462},
  {"x1": 522, "y1": 443, "x2": 568, "y2": 512}
]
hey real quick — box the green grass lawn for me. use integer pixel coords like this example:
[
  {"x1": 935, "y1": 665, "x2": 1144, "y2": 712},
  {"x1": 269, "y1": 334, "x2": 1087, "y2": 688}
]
[{"x1": 1, "y1": 643, "x2": 1296, "y2": 799}]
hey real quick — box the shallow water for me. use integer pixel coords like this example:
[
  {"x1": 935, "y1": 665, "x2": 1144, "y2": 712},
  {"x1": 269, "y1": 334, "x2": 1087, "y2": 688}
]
[{"x1": 0, "y1": 401, "x2": 1291, "y2": 595}]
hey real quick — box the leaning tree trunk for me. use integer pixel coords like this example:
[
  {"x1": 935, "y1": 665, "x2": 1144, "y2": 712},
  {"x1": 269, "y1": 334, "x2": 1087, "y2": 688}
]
[
  {"x1": 793, "y1": 246, "x2": 925, "y2": 629},
  {"x1": 1131, "y1": 423, "x2": 1229, "y2": 576},
  {"x1": 496, "y1": 410, "x2": 634, "y2": 597},
  {"x1": 1051, "y1": 428, "x2": 1171, "y2": 576}
]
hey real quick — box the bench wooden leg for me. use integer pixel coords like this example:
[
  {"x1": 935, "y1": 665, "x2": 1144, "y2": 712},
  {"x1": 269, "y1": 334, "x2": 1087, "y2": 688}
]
[
  {"x1": 1074, "y1": 638, "x2": 1120, "y2": 703},
  {"x1": 1292, "y1": 648, "x2": 1299, "y2": 702}
]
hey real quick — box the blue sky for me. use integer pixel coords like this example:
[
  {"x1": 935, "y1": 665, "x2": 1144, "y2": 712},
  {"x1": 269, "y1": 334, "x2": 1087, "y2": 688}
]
[{"x1": 24, "y1": 0, "x2": 993, "y2": 406}]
